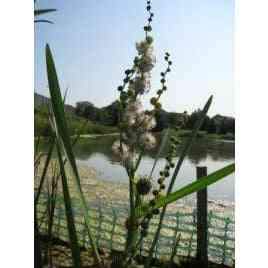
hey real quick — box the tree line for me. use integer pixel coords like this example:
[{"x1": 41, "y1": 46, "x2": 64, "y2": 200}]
[{"x1": 75, "y1": 101, "x2": 235, "y2": 136}]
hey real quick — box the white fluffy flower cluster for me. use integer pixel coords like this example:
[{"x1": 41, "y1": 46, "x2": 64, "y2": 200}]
[
  {"x1": 128, "y1": 73, "x2": 151, "y2": 95},
  {"x1": 124, "y1": 100, "x2": 156, "y2": 131},
  {"x1": 139, "y1": 132, "x2": 156, "y2": 150},
  {"x1": 123, "y1": 99, "x2": 157, "y2": 150},
  {"x1": 112, "y1": 100, "x2": 157, "y2": 162},
  {"x1": 111, "y1": 140, "x2": 130, "y2": 161},
  {"x1": 132, "y1": 40, "x2": 155, "y2": 95},
  {"x1": 136, "y1": 41, "x2": 155, "y2": 72},
  {"x1": 112, "y1": 37, "x2": 157, "y2": 163}
]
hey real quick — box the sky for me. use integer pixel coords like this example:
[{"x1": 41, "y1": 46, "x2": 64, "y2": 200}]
[{"x1": 35, "y1": 0, "x2": 234, "y2": 117}]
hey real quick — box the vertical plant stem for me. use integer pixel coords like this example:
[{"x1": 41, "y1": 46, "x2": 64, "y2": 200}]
[{"x1": 126, "y1": 169, "x2": 138, "y2": 254}]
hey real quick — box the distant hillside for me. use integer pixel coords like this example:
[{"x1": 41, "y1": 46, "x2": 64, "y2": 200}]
[
  {"x1": 34, "y1": 93, "x2": 118, "y2": 137},
  {"x1": 34, "y1": 93, "x2": 50, "y2": 108},
  {"x1": 34, "y1": 92, "x2": 75, "y2": 114}
]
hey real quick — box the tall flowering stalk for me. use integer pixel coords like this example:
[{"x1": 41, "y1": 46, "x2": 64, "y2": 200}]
[
  {"x1": 111, "y1": 0, "x2": 173, "y2": 264},
  {"x1": 43, "y1": 1, "x2": 235, "y2": 267}
]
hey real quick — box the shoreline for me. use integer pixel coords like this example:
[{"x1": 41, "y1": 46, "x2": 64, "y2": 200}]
[
  {"x1": 35, "y1": 159, "x2": 234, "y2": 218},
  {"x1": 34, "y1": 130, "x2": 234, "y2": 142}
]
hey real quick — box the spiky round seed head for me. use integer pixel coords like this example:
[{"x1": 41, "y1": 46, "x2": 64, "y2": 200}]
[
  {"x1": 146, "y1": 36, "x2": 154, "y2": 44},
  {"x1": 157, "y1": 89, "x2": 163, "y2": 95},
  {"x1": 148, "y1": 18, "x2": 152, "y2": 22},
  {"x1": 168, "y1": 61, "x2": 172, "y2": 65},
  {"x1": 146, "y1": 6, "x2": 151, "y2": 11},
  {"x1": 149, "y1": 199, "x2": 156, "y2": 206},
  {"x1": 160, "y1": 184, "x2": 165, "y2": 190},
  {"x1": 158, "y1": 178, "x2": 164, "y2": 184},
  {"x1": 159, "y1": 171, "x2": 164, "y2": 176},
  {"x1": 165, "y1": 56, "x2": 169, "y2": 61},
  {"x1": 136, "y1": 178, "x2": 152, "y2": 195},
  {"x1": 160, "y1": 78, "x2": 166, "y2": 84},
  {"x1": 152, "y1": 190, "x2": 159, "y2": 196},
  {"x1": 155, "y1": 102, "x2": 162, "y2": 110},
  {"x1": 152, "y1": 208, "x2": 160, "y2": 215},
  {"x1": 170, "y1": 163, "x2": 175, "y2": 168},
  {"x1": 162, "y1": 86, "x2": 167, "y2": 91},
  {"x1": 141, "y1": 221, "x2": 149, "y2": 229},
  {"x1": 123, "y1": 77, "x2": 129, "y2": 83},
  {"x1": 165, "y1": 165, "x2": 170, "y2": 171},
  {"x1": 167, "y1": 67, "x2": 171, "y2": 72},
  {"x1": 117, "y1": 86, "x2": 123, "y2": 91},
  {"x1": 147, "y1": 25, "x2": 152, "y2": 32},
  {"x1": 127, "y1": 90, "x2": 134, "y2": 97},
  {"x1": 160, "y1": 72, "x2": 165, "y2": 77},
  {"x1": 150, "y1": 97, "x2": 157, "y2": 105},
  {"x1": 164, "y1": 171, "x2": 170, "y2": 177},
  {"x1": 125, "y1": 69, "x2": 131, "y2": 75},
  {"x1": 165, "y1": 52, "x2": 170, "y2": 57}
]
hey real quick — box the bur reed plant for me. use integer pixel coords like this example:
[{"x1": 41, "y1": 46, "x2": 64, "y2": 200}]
[{"x1": 36, "y1": 1, "x2": 235, "y2": 267}]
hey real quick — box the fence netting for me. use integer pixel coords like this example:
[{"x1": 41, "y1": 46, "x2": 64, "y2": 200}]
[{"x1": 37, "y1": 194, "x2": 234, "y2": 266}]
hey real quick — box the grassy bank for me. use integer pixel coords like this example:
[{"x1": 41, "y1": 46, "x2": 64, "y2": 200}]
[
  {"x1": 35, "y1": 109, "x2": 118, "y2": 137},
  {"x1": 168, "y1": 129, "x2": 235, "y2": 141}
]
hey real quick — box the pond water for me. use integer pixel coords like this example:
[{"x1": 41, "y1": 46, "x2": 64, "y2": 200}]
[{"x1": 38, "y1": 135, "x2": 234, "y2": 204}]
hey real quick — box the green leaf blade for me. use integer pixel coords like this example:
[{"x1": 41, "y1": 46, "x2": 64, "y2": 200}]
[
  {"x1": 136, "y1": 163, "x2": 235, "y2": 218},
  {"x1": 45, "y1": 44, "x2": 102, "y2": 266},
  {"x1": 34, "y1": 9, "x2": 57, "y2": 16},
  {"x1": 156, "y1": 163, "x2": 235, "y2": 208},
  {"x1": 56, "y1": 143, "x2": 81, "y2": 268}
]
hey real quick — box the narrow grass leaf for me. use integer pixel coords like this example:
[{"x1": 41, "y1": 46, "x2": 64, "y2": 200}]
[
  {"x1": 153, "y1": 163, "x2": 234, "y2": 212},
  {"x1": 45, "y1": 44, "x2": 102, "y2": 265},
  {"x1": 145, "y1": 95, "x2": 213, "y2": 267},
  {"x1": 34, "y1": 9, "x2": 57, "y2": 16},
  {"x1": 34, "y1": 19, "x2": 53, "y2": 24},
  {"x1": 56, "y1": 142, "x2": 81, "y2": 268},
  {"x1": 168, "y1": 96, "x2": 213, "y2": 194},
  {"x1": 34, "y1": 136, "x2": 55, "y2": 206}
]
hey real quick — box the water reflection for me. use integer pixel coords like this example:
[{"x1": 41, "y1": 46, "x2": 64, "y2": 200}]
[
  {"x1": 72, "y1": 136, "x2": 234, "y2": 165},
  {"x1": 37, "y1": 136, "x2": 235, "y2": 202},
  {"x1": 187, "y1": 139, "x2": 235, "y2": 164}
]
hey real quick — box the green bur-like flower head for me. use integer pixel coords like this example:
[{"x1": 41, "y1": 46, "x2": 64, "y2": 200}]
[{"x1": 136, "y1": 177, "x2": 152, "y2": 195}]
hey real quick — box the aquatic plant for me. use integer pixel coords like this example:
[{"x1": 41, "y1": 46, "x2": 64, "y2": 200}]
[{"x1": 35, "y1": 1, "x2": 235, "y2": 267}]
